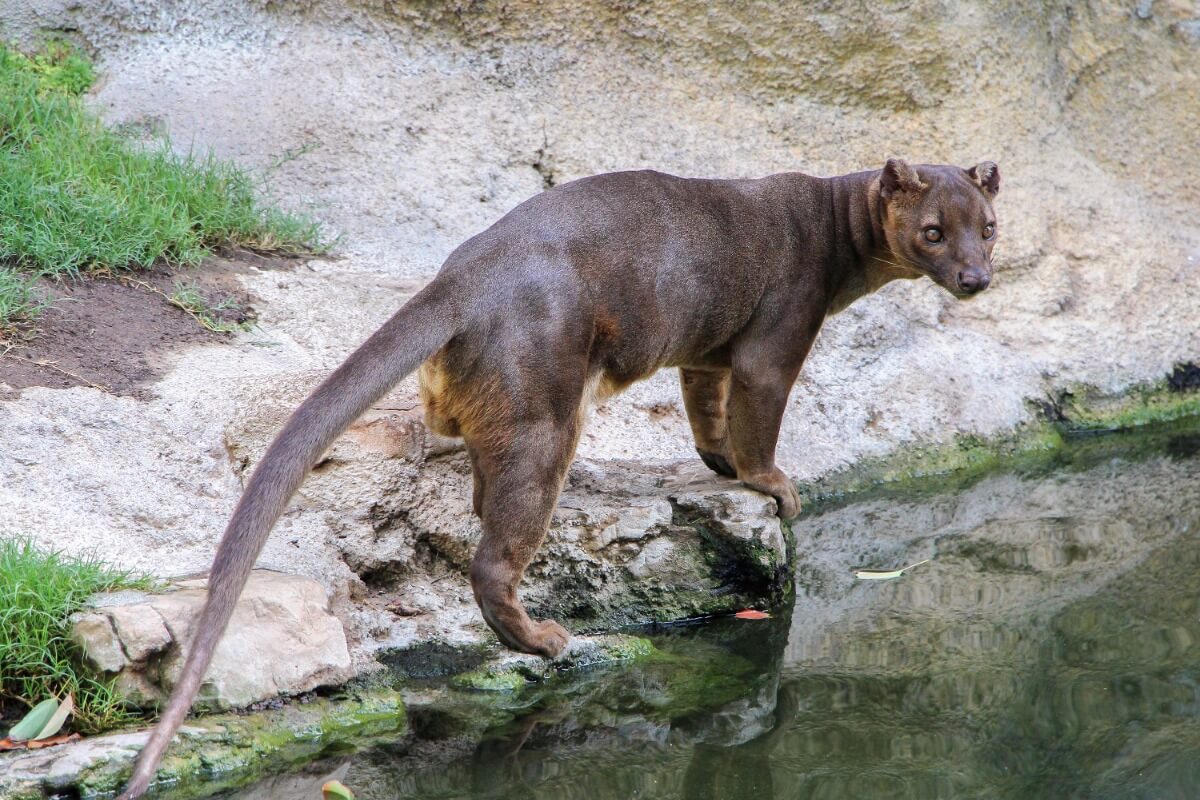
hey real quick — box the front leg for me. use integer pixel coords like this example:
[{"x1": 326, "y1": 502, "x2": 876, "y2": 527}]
[
  {"x1": 679, "y1": 368, "x2": 736, "y2": 477},
  {"x1": 726, "y1": 360, "x2": 803, "y2": 520}
]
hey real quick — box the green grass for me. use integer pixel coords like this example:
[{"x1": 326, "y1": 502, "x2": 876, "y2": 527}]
[
  {"x1": 0, "y1": 41, "x2": 324, "y2": 328},
  {"x1": 0, "y1": 268, "x2": 42, "y2": 322},
  {"x1": 0, "y1": 537, "x2": 154, "y2": 733}
]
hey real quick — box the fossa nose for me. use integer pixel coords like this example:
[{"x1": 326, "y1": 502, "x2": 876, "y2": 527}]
[{"x1": 956, "y1": 267, "x2": 990, "y2": 294}]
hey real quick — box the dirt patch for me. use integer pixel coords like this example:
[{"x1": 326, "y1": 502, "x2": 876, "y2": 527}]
[{"x1": 0, "y1": 251, "x2": 296, "y2": 399}]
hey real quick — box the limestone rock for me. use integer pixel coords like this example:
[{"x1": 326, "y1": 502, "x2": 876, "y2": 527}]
[{"x1": 71, "y1": 571, "x2": 353, "y2": 710}]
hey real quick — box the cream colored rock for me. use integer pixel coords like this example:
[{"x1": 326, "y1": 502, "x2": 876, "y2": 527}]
[{"x1": 71, "y1": 571, "x2": 353, "y2": 710}]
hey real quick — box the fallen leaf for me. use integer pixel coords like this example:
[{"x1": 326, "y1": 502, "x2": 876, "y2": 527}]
[
  {"x1": 7, "y1": 698, "x2": 60, "y2": 742},
  {"x1": 323, "y1": 779, "x2": 355, "y2": 800},
  {"x1": 26, "y1": 732, "x2": 81, "y2": 749},
  {"x1": 734, "y1": 609, "x2": 771, "y2": 620},
  {"x1": 853, "y1": 558, "x2": 931, "y2": 581},
  {"x1": 0, "y1": 732, "x2": 81, "y2": 751},
  {"x1": 34, "y1": 694, "x2": 73, "y2": 741}
]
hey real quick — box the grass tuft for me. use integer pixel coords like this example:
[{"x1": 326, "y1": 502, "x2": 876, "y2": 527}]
[
  {"x1": 0, "y1": 537, "x2": 154, "y2": 733},
  {"x1": 2, "y1": 39, "x2": 94, "y2": 95},
  {"x1": 0, "y1": 268, "x2": 44, "y2": 324},
  {"x1": 168, "y1": 280, "x2": 253, "y2": 334},
  {"x1": 0, "y1": 41, "x2": 324, "y2": 328}
]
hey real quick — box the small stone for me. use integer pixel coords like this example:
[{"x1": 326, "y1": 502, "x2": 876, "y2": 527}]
[
  {"x1": 1172, "y1": 19, "x2": 1200, "y2": 42},
  {"x1": 69, "y1": 613, "x2": 126, "y2": 673},
  {"x1": 108, "y1": 603, "x2": 171, "y2": 662},
  {"x1": 71, "y1": 571, "x2": 354, "y2": 710}
]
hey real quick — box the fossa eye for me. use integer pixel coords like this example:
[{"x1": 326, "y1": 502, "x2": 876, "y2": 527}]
[
  {"x1": 983, "y1": 223, "x2": 995, "y2": 239},
  {"x1": 923, "y1": 227, "x2": 943, "y2": 243}
]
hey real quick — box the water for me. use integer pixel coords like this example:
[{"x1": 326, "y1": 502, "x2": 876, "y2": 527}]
[{"x1": 227, "y1": 428, "x2": 1200, "y2": 800}]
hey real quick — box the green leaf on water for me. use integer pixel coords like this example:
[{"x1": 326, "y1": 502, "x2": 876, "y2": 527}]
[
  {"x1": 8, "y1": 698, "x2": 60, "y2": 742},
  {"x1": 33, "y1": 694, "x2": 73, "y2": 740},
  {"x1": 853, "y1": 558, "x2": 931, "y2": 581}
]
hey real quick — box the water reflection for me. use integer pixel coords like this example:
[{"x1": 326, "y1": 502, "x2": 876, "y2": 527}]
[{"x1": 225, "y1": 433, "x2": 1200, "y2": 800}]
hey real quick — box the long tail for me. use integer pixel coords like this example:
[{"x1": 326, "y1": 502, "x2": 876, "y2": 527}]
[{"x1": 118, "y1": 285, "x2": 456, "y2": 799}]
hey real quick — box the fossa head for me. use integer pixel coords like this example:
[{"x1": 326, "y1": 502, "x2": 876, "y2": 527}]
[{"x1": 878, "y1": 158, "x2": 1000, "y2": 298}]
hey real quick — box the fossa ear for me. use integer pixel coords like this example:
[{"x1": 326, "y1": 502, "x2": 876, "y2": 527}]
[
  {"x1": 879, "y1": 158, "x2": 927, "y2": 203},
  {"x1": 967, "y1": 161, "x2": 1000, "y2": 196}
]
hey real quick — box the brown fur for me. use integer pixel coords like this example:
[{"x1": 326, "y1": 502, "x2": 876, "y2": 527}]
[{"x1": 118, "y1": 159, "x2": 999, "y2": 798}]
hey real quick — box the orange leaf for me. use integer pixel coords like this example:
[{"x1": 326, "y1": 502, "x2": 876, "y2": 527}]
[
  {"x1": 323, "y1": 780, "x2": 356, "y2": 800},
  {"x1": 26, "y1": 733, "x2": 80, "y2": 749},
  {"x1": 734, "y1": 609, "x2": 770, "y2": 620}
]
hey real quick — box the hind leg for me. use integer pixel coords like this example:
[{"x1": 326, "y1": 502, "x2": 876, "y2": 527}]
[
  {"x1": 680, "y1": 368, "x2": 736, "y2": 477},
  {"x1": 467, "y1": 413, "x2": 580, "y2": 658}
]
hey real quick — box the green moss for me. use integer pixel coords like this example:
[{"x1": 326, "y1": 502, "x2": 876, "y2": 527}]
[
  {"x1": 1054, "y1": 379, "x2": 1200, "y2": 432},
  {"x1": 441, "y1": 635, "x2": 657, "y2": 694},
  {"x1": 451, "y1": 668, "x2": 530, "y2": 693},
  {"x1": 625, "y1": 583, "x2": 738, "y2": 624},
  {"x1": 800, "y1": 423, "x2": 1063, "y2": 507},
  {"x1": 597, "y1": 634, "x2": 656, "y2": 662},
  {"x1": 801, "y1": 372, "x2": 1200, "y2": 512},
  {"x1": 74, "y1": 690, "x2": 405, "y2": 799},
  {"x1": 778, "y1": 517, "x2": 797, "y2": 602},
  {"x1": 4, "y1": 791, "x2": 46, "y2": 800}
]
